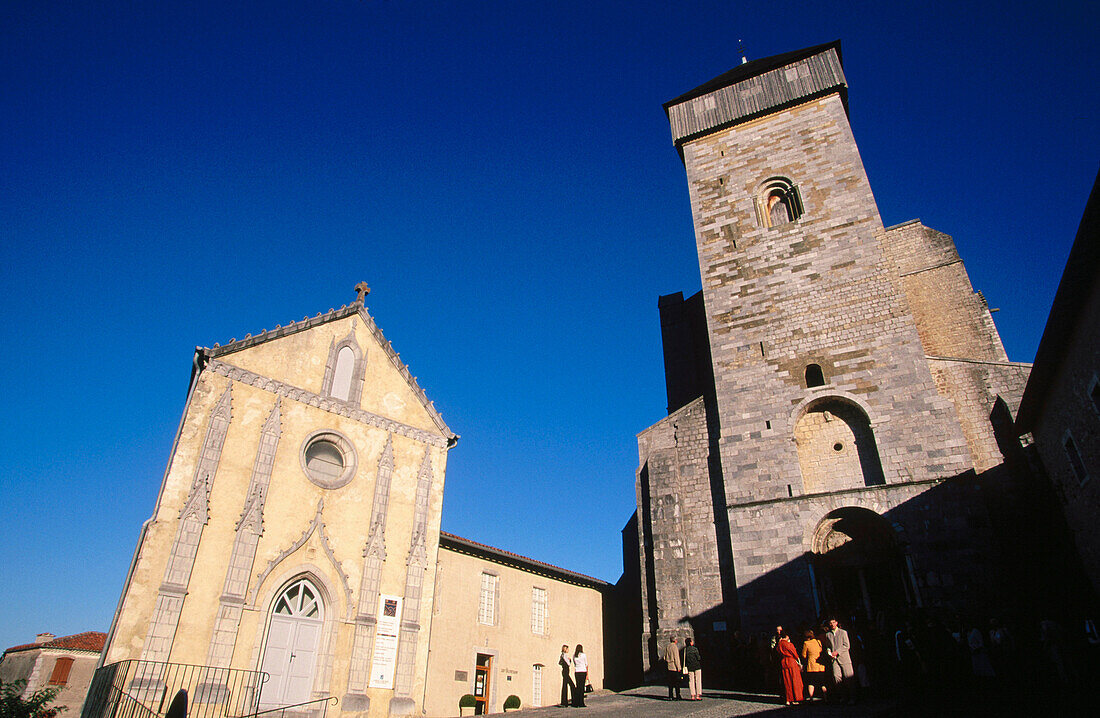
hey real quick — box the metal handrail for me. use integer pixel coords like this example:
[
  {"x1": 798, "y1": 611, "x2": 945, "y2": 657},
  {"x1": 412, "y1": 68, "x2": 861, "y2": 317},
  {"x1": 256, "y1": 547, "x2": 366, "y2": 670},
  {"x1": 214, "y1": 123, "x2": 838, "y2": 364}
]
[
  {"x1": 82, "y1": 660, "x2": 269, "y2": 718},
  {"x1": 234, "y1": 696, "x2": 338, "y2": 718},
  {"x1": 104, "y1": 684, "x2": 159, "y2": 718}
]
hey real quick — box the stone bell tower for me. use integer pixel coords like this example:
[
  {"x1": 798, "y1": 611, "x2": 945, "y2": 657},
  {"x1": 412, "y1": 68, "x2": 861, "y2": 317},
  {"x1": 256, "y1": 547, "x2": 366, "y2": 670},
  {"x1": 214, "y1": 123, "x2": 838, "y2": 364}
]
[{"x1": 637, "y1": 41, "x2": 1025, "y2": 649}]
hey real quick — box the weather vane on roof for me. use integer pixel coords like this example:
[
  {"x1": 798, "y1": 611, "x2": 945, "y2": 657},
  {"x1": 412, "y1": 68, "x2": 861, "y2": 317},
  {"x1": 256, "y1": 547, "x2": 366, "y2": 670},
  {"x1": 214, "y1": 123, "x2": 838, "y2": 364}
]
[
  {"x1": 739, "y1": 39, "x2": 748, "y2": 65},
  {"x1": 355, "y1": 281, "x2": 371, "y2": 303}
]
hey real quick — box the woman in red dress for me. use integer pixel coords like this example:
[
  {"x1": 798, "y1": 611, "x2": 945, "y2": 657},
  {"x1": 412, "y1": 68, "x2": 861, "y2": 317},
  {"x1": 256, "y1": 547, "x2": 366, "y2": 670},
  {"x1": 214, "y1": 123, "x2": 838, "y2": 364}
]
[{"x1": 776, "y1": 632, "x2": 804, "y2": 705}]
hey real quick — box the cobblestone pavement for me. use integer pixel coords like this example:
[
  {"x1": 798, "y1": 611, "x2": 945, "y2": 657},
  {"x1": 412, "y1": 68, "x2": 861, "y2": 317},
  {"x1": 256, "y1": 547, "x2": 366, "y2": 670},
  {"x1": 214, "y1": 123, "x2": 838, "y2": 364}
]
[{"x1": 511, "y1": 686, "x2": 888, "y2": 717}]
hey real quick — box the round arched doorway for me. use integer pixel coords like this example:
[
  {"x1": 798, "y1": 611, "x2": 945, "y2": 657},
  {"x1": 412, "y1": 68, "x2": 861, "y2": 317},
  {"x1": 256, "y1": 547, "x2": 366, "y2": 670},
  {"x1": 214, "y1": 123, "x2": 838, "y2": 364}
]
[
  {"x1": 259, "y1": 578, "x2": 324, "y2": 708},
  {"x1": 810, "y1": 508, "x2": 911, "y2": 621}
]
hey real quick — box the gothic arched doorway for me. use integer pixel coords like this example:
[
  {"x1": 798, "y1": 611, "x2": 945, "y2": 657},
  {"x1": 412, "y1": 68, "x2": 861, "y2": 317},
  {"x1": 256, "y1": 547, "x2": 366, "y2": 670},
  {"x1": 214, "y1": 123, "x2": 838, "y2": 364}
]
[
  {"x1": 811, "y1": 508, "x2": 911, "y2": 621},
  {"x1": 259, "y1": 578, "x2": 324, "y2": 708}
]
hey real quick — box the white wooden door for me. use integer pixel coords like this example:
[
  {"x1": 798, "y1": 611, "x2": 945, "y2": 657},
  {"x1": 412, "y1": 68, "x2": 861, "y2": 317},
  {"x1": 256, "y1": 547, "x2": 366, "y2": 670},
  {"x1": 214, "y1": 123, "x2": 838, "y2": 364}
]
[{"x1": 260, "y1": 580, "x2": 323, "y2": 707}]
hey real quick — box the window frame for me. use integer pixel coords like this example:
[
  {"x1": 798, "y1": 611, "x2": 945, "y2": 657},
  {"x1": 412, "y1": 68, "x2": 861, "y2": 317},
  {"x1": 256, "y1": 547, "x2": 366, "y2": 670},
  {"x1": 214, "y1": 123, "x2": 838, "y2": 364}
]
[
  {"x1": 1088, "y1": 375, "x2": 1100, "y2": 419},
  {"x1": 299, "y1": 430, "x2": 358, "y2": 489},
  {"x1": 530, "y1": 586, "x2": 548, "y2": 636},
  {"x1": 1063, "y1": 430, "x2": 1090, "y2": 486},
  {"x1": 477, "y1": 572, "x2": 499, "y2": 626},
  {"x1": 47, "y1": 656, "x2": 74, "y2": 686},
  {"x1": 756, "y1": 177, "x2": 805, "y2": 229},
  {"x1": 532, "y1": 664, "x2": 543, "y2": 707}
]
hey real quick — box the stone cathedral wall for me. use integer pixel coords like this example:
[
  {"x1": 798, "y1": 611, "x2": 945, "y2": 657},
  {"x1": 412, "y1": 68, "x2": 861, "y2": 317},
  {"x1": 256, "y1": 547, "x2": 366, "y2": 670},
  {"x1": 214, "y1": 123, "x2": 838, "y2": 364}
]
[
  {"x1": 883, "y1": 220, "x2": 1031, "y2": 471},
  {"x1": 682, "y1": 93, "x2": 971, "y2": 508},
  {"x1": 635, "y1": 398, "x2": 723, "y2": 671}
]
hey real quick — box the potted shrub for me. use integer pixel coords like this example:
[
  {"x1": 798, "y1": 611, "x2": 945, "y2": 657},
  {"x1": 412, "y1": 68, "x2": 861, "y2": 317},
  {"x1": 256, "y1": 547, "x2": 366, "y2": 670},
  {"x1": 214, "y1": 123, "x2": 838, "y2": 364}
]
[
  {"x1": 458, "y1": 694, "x2": 476, "y2": 716},
  {"x1": 503, "y1": 694, "x2": 521, "y2": 712}
]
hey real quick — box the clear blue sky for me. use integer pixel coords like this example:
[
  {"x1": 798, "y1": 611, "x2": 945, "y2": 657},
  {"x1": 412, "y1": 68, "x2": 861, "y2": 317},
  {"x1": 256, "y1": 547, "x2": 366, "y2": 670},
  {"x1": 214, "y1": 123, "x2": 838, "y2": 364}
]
[{"x1": 1, "y1": 1, "x2": 1097, "y2": 651}]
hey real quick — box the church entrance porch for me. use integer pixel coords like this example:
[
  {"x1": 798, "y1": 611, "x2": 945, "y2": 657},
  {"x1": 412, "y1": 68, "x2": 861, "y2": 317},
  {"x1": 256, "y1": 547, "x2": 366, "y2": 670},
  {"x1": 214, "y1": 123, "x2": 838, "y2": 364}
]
[
  {"x1": 810, "y1": 508, "x2": 913, "y2": 622},
  {"x1": 259, "y1": 579, "x2": 324, "y2": 708}
]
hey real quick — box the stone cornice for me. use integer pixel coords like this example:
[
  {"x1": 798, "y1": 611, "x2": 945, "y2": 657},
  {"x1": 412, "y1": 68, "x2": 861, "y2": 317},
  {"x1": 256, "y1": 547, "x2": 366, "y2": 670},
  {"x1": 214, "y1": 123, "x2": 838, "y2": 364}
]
[{"x1": 206, "y1": 358, "x2": 449, "y2": 448}]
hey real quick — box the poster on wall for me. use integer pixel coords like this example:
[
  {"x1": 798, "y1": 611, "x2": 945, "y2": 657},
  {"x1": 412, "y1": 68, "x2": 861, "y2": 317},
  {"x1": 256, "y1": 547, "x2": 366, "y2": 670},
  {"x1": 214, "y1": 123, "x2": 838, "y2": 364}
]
[{"x1": 368, "y1": 594, "x2": 403, "y2": 689}]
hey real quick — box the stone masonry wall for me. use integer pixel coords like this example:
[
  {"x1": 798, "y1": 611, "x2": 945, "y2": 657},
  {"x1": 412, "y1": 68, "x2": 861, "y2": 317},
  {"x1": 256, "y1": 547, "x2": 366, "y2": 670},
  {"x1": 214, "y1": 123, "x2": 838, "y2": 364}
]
[
  {"x1": 678, "y1": 90, "x2": 982, "y2": 625},
  {"x1": 681, "y1": 93, "x2": 972, "y2": 506},
  {"x1": 728, "y1": 476, "x2": 1000, "y2": 630},
  {"x1": 1032, "y1": 279, "x2": 1100, "y2": 593},
  {"x1": 884, "y1": 220, "x2": 1031, "y2": 470},
  {"x1": 636, "y1": 397, "x2": 722, "y2": 669}
]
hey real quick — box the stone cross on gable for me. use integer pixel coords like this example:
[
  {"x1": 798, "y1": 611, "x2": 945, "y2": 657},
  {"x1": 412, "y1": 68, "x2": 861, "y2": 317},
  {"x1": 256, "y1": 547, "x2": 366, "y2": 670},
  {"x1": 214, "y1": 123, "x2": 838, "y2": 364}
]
[{"x1": 355, "y1": 282, "x2": 371, "y2": 303}]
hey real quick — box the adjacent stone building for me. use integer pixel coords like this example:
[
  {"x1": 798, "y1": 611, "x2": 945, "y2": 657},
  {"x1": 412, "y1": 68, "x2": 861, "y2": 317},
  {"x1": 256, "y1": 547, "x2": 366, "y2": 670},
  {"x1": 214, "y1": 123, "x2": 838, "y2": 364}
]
[
  {"x1": 1016, "y1": 170, "x2": 1100, "y2": 595},
  {"x1": 1, "y1": 632, "x2": 106, "y2": 715},
  {"x1": 635, "y1": 41, "x2": 1034, "y2": 672}
]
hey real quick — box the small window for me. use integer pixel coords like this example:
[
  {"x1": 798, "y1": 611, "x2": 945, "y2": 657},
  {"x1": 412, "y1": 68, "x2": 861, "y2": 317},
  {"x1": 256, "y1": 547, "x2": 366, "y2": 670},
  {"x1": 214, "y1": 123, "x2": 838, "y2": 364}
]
[
  {"x1": 759, "y1": 178, "x2": 804, "y2": 228},
  {"x1": 806, "y1": 364, "x2": 825, "y2": 388},
  {"x1": 48, "y1": 657, "x2": 74, "y2": 686},
  {"x1": 478, "y1": 573, "x2": 498, "y2": 625},
  {"x1": 274, "y1": 579, "x2": 322, "y2": 618},
  {"x1": 1064, "y1": 433, "x2": 1089, "y2": 485},
  {"x1": 299, "y1": 430, "x2": 357, "y2": 489},
  {"x1": 305, "y1": 441, "x2": 343, "y2": 481},
  {"x1": 531, "y1": 587, "x2": 547, "y2": 635},
  {"x1": 331, "y1": 346, "x2": 356, "y2": 401},
  {"x1": 532, "y1": 664, "x2": 543, "y2": 707}
]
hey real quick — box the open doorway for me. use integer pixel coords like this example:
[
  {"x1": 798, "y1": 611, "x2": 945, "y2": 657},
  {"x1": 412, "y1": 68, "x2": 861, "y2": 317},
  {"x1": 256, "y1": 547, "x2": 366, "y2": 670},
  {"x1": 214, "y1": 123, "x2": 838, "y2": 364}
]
[
  {"x1": 472, "y1": 653, "x2": 492, "y2": 715},
  {"x1": 811, "y1": 508, "x2": 911, "y2": 621}
]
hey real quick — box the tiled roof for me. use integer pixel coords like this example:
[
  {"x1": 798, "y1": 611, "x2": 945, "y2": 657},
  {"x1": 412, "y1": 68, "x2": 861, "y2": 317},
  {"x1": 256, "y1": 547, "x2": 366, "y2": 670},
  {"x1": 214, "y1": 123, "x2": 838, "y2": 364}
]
[
  {"x1": 439, "y1": 531, "x2": 610, "y2": 588},
  {"x1": 4, "y1": 631, "x2": 106, "y2": 655}
]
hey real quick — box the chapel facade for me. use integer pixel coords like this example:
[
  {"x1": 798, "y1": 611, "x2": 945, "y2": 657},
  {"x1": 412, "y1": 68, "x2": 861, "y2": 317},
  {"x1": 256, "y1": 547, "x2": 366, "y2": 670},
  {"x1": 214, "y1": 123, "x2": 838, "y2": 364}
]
[
  {"x1": 96, "y1": 293, "x2": 457, "y2": 718},
  {"x1": 88, "y1": 292, "x2": 607, "y2": 718},
  {"x1": 634, "y1": 41, "x2": 1035, "y2": 673}
]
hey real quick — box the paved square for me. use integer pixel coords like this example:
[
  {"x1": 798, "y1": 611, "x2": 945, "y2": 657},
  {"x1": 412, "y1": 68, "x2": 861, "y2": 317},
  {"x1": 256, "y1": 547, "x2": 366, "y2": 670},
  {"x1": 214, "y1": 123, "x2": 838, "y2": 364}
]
[{"x1": 514, "y1": 686, "x2": 882, "y2": 717}]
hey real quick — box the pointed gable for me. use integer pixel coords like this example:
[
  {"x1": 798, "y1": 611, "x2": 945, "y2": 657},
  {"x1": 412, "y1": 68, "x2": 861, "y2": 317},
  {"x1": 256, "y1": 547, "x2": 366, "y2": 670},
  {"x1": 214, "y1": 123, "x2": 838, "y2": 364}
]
[{"x1": 197, "y1": 297, "x2": 456, "y2": 446}]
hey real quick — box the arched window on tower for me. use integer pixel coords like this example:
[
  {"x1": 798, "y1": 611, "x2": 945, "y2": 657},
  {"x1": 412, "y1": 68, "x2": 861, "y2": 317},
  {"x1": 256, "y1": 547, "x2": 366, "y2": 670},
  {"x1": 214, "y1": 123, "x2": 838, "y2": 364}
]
[
  {"x1": 806, "y1": 364, "x2": 825, "y2": 388},
  {"x1": 758, "y1": 178, "x2": 804, "y2": 228}
]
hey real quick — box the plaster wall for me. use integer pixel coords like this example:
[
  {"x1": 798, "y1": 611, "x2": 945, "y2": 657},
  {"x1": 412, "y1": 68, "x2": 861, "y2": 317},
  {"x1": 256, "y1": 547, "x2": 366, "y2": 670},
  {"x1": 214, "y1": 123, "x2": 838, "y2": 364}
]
[
  {"x1": 0, "y1": 650, "x2": 101, "y2": 715},
  {"x1": 423, "y1": 547, "x2": 604, "y2": 717}
]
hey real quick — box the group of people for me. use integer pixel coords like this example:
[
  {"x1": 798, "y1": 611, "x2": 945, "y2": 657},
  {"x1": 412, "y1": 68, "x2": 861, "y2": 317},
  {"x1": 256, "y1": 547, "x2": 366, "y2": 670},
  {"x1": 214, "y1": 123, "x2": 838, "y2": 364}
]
[
  {"x1": 771, "y1": 618, "x2": 856, "y2": 706},
  {"x1": 662, "y1": 636, "x2": 704, "y2": 701},
  {"x1": 558, "y1": 644, "x2": 590, "y2": 708}
]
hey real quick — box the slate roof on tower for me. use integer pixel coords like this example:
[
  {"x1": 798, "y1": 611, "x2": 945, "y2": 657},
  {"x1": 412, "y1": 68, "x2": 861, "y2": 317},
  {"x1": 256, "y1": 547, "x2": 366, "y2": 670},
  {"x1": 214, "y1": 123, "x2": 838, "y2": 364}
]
[
  {"x1": 662, "y1": 40, "x2": 847, "y2": 154},
  {"x1": 663, "y1": 40, "x2": 844, "y2": 110}
]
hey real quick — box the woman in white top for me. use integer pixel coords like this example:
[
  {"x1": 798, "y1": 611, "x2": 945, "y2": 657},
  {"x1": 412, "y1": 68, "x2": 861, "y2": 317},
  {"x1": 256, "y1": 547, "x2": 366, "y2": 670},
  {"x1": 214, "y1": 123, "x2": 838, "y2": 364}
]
[{"x1": 572, "y1": 645, "x2": 589, "y2": 707}]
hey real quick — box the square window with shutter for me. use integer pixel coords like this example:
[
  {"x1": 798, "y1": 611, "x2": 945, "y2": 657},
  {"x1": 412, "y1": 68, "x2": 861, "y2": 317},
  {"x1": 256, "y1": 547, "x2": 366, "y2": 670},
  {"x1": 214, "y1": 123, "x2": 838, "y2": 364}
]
[{"x1": 48, "y1": 657, "x2": 74, "y2": 686}]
